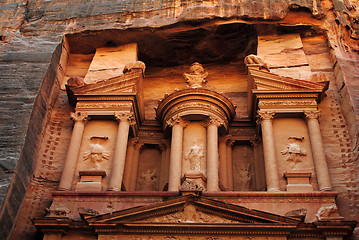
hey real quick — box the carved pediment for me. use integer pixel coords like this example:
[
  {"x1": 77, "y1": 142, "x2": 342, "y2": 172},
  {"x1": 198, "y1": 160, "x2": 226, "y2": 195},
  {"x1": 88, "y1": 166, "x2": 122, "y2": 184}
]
[
  {"x1": 247, "y1": 66, "x2": 329, "y2": 92},
  {"x1": 65, "y1": 68, "x2": 145, "y2": 123},
  {"x1": 67, "y1": 68, "x2": 142, "y2": 96},
  {"x1": 85, "y1": 194, "x2": 300, "y2": 231}
]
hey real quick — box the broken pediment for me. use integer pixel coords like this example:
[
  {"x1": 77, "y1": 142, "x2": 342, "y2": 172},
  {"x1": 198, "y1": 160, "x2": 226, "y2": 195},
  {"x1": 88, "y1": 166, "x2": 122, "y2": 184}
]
[
  {"x1": 245, "y1": 55, "x2": 329, "y2": 119},
  {"x1": 247, "y1": 65, "x2": 329, "y2": 92},
  {"x1": 65, "y1": 63, "x2": 145, "y2": 122}
]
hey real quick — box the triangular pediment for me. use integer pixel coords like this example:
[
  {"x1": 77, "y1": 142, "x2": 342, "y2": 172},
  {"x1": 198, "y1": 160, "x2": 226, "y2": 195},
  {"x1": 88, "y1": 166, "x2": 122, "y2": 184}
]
[
  {"x1": 247, "y1": 66, "x2": 328, "y2": 92},
  {"x1": 67, "y1": 69, "x2": 142, "y2": 96},
  {"x1": 86, "y1": 194, "x2": 300, "y2": 226}
]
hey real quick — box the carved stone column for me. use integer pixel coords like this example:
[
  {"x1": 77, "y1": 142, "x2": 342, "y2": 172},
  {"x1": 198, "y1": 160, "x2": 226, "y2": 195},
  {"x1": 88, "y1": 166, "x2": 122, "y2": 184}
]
[
  {"x1": 108, "y1": 113, "x2": 134, "y2": 191},
  {"x1": 219, "y1": 135, "x2": 229, "y2": 189},
  {"x1": 206, "y1": 117, "x2": 222, "y2": 191},
  {"x1": 160, "y1": 139, "x2": 170, "y2": 191},
  {"x1": 58, "y1": 112, "x2": 88, "y2": 191},
  {"x1": 167, "y1": 116, "x2": 188, "y2": 191},
  {"x1": 123, "y1": 137, "x2": 138, "y2": 190},
  {"x1": 258, "y1": 111, "x2": 280, "y2": 191},
  {"x1": 226, "y1": 139, "x2": 234, "y2": 191},
  {"x1": 129, "y1": 141, "x2": 144, "y2": 191},
  {"x1": 304, "y1": 110, "x2": 332, "y2": 191}
]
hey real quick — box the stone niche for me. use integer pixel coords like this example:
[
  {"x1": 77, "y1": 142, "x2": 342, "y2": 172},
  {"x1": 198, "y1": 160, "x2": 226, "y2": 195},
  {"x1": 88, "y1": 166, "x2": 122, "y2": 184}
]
[
  {"x1": 73, "y1": 120, "x2": 118, "y2": 191},
  {"x1": 136, "y1": 146, "x2": 161, "y2": 191},
  {"x1": 272, "y1": 117, "x2": 317, "y2": 191},
  {"x1": 182, "y1": 121, "x2": 207, "y2": 176},
  {"x1": 232, "y1": 143, "x2": 255, "y2": 191}
]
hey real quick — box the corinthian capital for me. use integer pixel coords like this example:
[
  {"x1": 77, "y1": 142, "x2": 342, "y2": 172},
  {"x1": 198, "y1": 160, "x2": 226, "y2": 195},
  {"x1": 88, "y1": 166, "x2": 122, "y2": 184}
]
[
  {"x1": 304, "y1": 110, "x2": 321, "y2": 119},
  {"x1": 114, "y1": 112, "x2": 136, "y2": 125},
  {"x1": 257, "y1": 110, "x2": 275, "y2": 121},
  {"x1": 70, "y1": 112, "x2": 89, "y2": 124},
  {"x1": 202, "y1": 116, "x2": 224, "y2": 128},
  {"x1": 166, "y1": 115, "x2": 189, "y2": 128},
  {"x1": 219, "y1": 135, "x2": 231, "y2": 143}
]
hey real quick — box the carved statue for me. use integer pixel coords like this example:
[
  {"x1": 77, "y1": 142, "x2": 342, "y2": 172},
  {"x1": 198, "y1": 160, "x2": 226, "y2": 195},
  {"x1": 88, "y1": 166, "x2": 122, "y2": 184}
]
[
  {"x1": 138, "y1": 169, "x2": 158, "y2": 191},
  {"x1": 83, "y1": 143, "x2": 110, "y2": 169},
  {"x1": 236, "y1": 162, "x2": 252, "y2": 191},
  {"x1": 281, "y1": 137, "x2": 306, "y2": 169},
  {"x1": 244, "y1": 54, "x2": 270, "y2": 72},
  {"x1": 66, "y1": 76, "x2": 86, "y2": 87},
  {"x1": 316, "y1": 205, "x2": 340, "y2": 220},
  {"x1": 183, "y1": 62, "x2": 208, "y2": 88},
  {"x1": 123, "y1": 61, "x2": 146, "y2": 74},
  {"x1": 185, "y1": 145, "x2": 204, "y2": 173}
]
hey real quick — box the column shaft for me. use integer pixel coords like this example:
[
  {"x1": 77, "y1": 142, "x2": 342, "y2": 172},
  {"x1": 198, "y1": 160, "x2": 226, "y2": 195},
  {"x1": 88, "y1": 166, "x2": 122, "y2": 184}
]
[
  {"x1": 218, "y1": 137, "x2": 228, "y2": 189},
  {"x1": 168, "y1": 123, "x2": 184, "y2": 191},
  {"x1": 226, "y1": 141, "x2": 234, "y2": 190},
  {"x1": 108, "y1": 115, "x2": 131, "y2": 191},
  {"x1": 159, "y1": 140, "x2": 169, "y2": 191},
  {"x1": 58, "y1": 112, "x2": 87, "y2": 191},
  {"x1": 305, "y1": 111, "x2": 332, "y2": 191},
  {"x1": 207, "y1": 123, "x2": 219, "y2": 191},
  {"x1": 129, "y1": 142, "x2": 142, "y2": 191},
  {"x1": 260, "y1": 112, "x2": 280, "y2": 191},
  {"x1": 123, "y1": 138, "x2": 136, "y2": 190}
]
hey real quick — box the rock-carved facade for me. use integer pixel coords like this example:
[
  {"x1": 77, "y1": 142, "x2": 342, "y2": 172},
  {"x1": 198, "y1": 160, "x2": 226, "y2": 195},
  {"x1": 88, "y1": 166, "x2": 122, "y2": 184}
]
[{"x1": 28, "y1": 46, "x2": 356, "y2": 240}]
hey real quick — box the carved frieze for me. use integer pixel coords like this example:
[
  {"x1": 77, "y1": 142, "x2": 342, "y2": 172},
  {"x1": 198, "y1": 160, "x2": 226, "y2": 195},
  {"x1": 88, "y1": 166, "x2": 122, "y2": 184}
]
[{"x1": 258, "y1": 99, "x2": 317, "y2": 111}]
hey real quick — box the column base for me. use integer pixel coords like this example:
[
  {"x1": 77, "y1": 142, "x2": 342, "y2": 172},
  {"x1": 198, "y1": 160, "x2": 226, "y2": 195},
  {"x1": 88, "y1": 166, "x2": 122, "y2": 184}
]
[
  {"x1": 75, "y1": 170, "x2": 106, "y2": 191},
  {"x1": 284, "y1": 171, "x2": 313, "y2": 192}
]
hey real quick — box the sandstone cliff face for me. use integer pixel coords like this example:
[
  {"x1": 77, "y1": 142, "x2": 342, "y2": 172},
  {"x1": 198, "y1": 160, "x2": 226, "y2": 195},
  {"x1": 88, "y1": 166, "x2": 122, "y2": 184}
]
[{"x1": 0, "y1": 0, "x2": 358, "y2": 239}]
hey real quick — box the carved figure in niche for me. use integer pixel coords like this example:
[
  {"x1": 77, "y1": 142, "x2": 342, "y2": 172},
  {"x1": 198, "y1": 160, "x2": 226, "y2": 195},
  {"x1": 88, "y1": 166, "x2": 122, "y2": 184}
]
[
  {"x1": 83, "y1": 143, "x2": 110, "y2": 169},
  {"x1": 185, "y1": 145, "x2": 204, "y2": 173},
  {"x1": 183, "y1": 62, "x2": 208, "y2": 88},
  {"x1": 138, "y1": 169, "x2": 158, "y2": 191},
  {"x1": 281, "y1": 136, "x2": 306, "y2": 170},
  {"x1": 236, "y1": 162, "x2": 253, "y2": 191}
]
